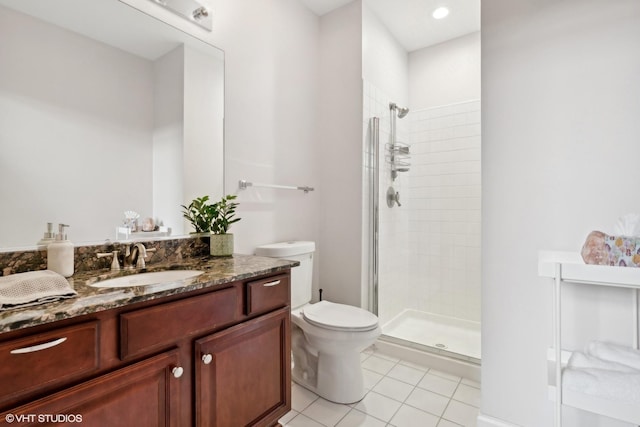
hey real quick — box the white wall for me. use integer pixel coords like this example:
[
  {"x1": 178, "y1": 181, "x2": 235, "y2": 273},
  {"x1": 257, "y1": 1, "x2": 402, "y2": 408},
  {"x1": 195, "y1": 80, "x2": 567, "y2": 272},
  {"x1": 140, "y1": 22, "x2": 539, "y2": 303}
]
[
  {"x1": 153, "y1": 46, "x2": 184, "y2": 235},
  {"x1": 403, "y1": 33, "x2": 482, "y2": 323},
  {"x1": 215, "y1": 0, "x2": 321, "y2": 285},
  {"x1": 317, "y1": 1, "x2": 363, "y2": 306},
  {"x1": 408, "y1": 100, "x2": 481, "y2": 323},
  {"x1": 409, "y1": 32, "x2": 481, "y2": 110},
  {"x1": 362, "y1": 3, "x2": 409, "y2": 107},
  {"x1": 482, "y1": 1, "x2": 640, "y2": 426},
  {"x1": 0, "y1": 5, "x2": 154, "y2": 247},
  {"x1": 183, "y1": 45, "x2": 225, "y2": 225}
]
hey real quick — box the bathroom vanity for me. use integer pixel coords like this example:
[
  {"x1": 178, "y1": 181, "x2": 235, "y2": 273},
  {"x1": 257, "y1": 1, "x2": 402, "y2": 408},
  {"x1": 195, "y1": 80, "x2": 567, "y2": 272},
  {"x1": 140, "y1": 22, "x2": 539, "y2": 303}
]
[{"x1": 0, "y1": 254, "x2": 294, "y2": 426}]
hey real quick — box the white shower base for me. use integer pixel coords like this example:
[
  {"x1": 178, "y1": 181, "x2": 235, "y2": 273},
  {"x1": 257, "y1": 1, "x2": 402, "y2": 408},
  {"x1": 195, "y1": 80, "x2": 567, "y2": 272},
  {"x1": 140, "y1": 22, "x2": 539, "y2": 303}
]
[{"x1": 381, "y1": 309, "x2": 481, "y2": 363}]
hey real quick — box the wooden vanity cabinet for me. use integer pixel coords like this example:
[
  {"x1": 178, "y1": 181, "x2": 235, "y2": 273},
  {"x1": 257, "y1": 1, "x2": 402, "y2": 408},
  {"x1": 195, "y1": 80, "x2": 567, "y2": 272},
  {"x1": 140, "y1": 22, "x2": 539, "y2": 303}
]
[
  {"x1": 0, "y1": 270, "x2": 291, "y2": 427},
  {"x1": 195, "y1": 307, "x2": 291, "y2": 427}
]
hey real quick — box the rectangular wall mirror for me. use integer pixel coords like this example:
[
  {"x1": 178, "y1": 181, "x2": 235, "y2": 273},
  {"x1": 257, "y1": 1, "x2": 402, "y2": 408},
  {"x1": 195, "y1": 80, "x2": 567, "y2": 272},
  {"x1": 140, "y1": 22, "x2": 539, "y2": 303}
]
[{"x1": 0, "y1": 0, "x2": 225, "y2": 249}]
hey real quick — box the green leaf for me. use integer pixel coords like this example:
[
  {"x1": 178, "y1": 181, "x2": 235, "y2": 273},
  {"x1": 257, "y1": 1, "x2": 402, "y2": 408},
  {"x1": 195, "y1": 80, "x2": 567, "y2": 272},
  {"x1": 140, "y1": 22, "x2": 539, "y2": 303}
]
[{"x1": 208, "y1": 194, "x2": 242, "y2": 234}]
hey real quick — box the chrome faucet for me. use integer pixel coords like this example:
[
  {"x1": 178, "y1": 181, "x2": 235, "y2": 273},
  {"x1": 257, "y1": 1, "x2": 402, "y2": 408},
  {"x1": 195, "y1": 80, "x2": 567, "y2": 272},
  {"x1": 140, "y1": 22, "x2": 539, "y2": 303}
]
[
  {"x1": 134, "y1": 242, "x2": 157, "y2": 268},
  {"x1": 122, "y1": 243, "x2": 157, "y2": 269},
  {"x1": 122, "y1": 245, "x2": 135, "y2": 270}
]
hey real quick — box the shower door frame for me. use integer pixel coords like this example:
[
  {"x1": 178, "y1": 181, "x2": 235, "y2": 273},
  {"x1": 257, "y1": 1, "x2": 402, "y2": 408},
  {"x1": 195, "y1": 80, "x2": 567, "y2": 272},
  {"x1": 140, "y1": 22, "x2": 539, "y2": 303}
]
[{"x1": 368, "y1": 117, "x2": 380, "y2": 317}]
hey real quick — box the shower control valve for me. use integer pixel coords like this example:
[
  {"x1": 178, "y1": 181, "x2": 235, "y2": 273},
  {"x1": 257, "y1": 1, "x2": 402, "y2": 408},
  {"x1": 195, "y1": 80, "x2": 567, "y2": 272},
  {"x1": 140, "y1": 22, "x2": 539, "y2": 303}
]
[{"x1": 386, "y1": 187, "x2": 401, "y2": 208}]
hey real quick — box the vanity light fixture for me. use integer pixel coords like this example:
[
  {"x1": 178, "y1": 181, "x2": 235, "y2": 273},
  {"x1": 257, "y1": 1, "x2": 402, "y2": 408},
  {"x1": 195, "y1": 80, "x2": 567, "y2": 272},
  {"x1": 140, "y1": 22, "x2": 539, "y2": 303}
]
[
  {"x1": 432, "y1": 6, "x2": 450, "y2": 20},
  {"x1": 147, "y1": 0, "x2": 212, "y2": 31},
  {"x1": 192, "y1": 6, "x2": 209, "y2": 21}
]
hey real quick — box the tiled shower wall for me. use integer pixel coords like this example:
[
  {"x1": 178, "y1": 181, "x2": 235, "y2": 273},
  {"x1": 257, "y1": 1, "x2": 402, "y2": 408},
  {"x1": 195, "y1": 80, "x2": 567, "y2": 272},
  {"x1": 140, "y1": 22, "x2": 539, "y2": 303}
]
[
  {"x1": 407, "y1": 100, "x2": 481, "y2": 322},
  {"x1": 362, "y1": 79, "x2": 410, "y2": 326},
  {"x1": 364, "y1": 85, "x2": 481, "y2": 325}
]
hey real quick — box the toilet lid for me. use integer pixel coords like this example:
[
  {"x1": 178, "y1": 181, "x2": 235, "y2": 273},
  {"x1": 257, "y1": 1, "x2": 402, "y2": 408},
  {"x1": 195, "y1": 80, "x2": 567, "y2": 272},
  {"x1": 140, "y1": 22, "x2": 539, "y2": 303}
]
[{"x1": 302, "y1": 301, "x2": 379, "y2": 332}]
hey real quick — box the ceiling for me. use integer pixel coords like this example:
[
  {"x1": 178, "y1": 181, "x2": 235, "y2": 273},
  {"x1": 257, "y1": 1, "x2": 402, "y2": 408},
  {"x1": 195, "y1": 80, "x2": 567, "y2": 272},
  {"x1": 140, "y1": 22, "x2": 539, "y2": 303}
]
[
  {"x1": 299, "y1": 0, "x2": 480, "y2": 52},
  {"x1": 299, "y1": 0, "x2": 354, "y2": 16}
]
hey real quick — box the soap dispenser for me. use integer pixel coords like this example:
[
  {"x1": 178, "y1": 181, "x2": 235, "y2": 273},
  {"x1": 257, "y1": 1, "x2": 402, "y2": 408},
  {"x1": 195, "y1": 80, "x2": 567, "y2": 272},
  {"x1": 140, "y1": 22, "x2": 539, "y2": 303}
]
[
  {"x1": 47, "y1": 224, "x2": 74, "y2": 277},
  {"x1": 37, "y1": 222, "x2": 56, "y2": 247}
]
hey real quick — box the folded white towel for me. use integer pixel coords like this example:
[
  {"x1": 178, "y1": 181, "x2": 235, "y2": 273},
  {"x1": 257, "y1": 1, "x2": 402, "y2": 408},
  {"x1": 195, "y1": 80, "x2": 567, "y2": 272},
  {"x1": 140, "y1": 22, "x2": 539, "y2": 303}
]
[
  {"x1": 0, "y1": 270, "x2": 77, "y2": 311},
  {"x1": 563, "y1": 367, "x2": 640, "y2": 404},
  {"x1": 586, "y1": 341, "x2": 640, "y2": 372},
  {"x1": 568, "y1": 351, "x2": 640, "y2": 374}
]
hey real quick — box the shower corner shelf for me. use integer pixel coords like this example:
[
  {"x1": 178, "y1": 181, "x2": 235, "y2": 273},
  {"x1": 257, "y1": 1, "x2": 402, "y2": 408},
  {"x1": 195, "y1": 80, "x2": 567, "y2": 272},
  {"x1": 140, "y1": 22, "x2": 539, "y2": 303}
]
[
  {"x1": 387, "y1": 142, "x2": 411, "y2": 180},
  {"x1": 389, "y1": 141, "x2": 410, "y2": 154},
  {"x1": 538, "y1": 251, "x2": 640, "y2": 426}
]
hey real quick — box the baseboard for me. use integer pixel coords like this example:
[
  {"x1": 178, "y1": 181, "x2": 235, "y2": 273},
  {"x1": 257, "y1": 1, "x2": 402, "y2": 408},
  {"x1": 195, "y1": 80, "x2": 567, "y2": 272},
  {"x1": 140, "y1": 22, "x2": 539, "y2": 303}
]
[{"x1": 477, "y1": 413, "x2": 521, "y2": 427}]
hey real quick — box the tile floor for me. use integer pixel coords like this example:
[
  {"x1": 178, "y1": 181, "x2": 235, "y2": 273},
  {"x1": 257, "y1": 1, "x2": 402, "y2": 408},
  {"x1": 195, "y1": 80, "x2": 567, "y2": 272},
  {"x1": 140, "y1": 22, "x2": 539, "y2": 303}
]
[{"x1": 279, "y1": 347, "x2": 480, "y2": 427}]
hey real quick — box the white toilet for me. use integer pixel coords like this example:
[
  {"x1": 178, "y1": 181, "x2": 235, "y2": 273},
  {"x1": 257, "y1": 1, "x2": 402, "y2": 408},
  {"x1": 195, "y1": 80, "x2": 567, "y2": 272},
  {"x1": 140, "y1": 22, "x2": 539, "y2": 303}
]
[{"x1": 255, "y1": 241, "x2": 381, "y2": 404}]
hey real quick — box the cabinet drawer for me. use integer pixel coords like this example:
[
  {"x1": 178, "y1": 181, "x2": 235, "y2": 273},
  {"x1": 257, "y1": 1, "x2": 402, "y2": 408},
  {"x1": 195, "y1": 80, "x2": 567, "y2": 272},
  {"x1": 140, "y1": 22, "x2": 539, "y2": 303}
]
[
  {"x1": 120, "y1": 286, "x2": 239, "y2": 360},
  {"x1": 246, "y1": 274, "x2": 290, "y2": 316},
  {"x1": 0, "y1": 321, "x2": 99, "y2": 404},
  {"x1": 2, "y1": 349, "x2": 180, "y2": 427}
]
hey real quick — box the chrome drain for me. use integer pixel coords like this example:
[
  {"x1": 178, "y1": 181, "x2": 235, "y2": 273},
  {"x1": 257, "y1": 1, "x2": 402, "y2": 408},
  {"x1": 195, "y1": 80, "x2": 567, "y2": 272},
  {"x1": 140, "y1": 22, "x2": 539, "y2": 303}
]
[{"x1": 435, "y1": 343, "x2": 447, "y2": 349}]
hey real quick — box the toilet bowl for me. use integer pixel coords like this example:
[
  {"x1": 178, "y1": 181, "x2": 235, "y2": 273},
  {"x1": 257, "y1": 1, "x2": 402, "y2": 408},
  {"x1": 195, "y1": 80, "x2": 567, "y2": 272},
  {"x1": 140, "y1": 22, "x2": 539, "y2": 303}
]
[
  {"x1": 291, "y1": 301, "x2": 381, "y2": 403},
  {"x1": 255, "y1": 241, "x2": 381, "y2": 404}
]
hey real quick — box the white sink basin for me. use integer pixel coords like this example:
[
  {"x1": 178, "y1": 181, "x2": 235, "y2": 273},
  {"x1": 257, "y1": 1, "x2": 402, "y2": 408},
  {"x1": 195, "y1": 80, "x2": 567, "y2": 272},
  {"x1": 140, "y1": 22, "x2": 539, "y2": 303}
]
[{"x1": 90, "y1": 270, "x2": 204, "y2": 288}]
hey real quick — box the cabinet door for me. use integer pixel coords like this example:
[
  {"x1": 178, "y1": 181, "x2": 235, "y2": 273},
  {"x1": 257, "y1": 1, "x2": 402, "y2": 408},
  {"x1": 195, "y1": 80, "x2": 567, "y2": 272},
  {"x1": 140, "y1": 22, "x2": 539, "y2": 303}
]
[
  {"x1": 1, "y1": 350, "x2": 182, "y2": 427},
  {"x1": 195, "y1": 307, "x2": 291, "y2": 427}
]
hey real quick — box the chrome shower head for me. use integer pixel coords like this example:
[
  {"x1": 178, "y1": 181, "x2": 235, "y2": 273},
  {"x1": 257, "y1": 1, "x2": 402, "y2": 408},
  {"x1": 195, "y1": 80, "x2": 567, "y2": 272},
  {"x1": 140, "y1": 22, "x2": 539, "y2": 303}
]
[{"x1": 390, "y1": 102, "x2": 410, "y2": 118}]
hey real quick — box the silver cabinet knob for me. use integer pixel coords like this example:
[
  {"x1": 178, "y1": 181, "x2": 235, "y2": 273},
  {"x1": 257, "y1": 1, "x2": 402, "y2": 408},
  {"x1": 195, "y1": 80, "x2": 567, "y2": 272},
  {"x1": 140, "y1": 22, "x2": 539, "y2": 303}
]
[
  {"x1": 202, "y1": 353, "x2": 213, "y2": 365},
  {"x1": 172, "y1": 366, "x2": 184, "y2": 378}
]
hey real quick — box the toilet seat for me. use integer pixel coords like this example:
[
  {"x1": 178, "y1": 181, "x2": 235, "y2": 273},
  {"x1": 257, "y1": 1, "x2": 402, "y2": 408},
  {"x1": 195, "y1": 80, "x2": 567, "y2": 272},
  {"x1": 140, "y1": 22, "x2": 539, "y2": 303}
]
[{"x1": 301, "y1": 300, "x2": 378, "y2": 332}]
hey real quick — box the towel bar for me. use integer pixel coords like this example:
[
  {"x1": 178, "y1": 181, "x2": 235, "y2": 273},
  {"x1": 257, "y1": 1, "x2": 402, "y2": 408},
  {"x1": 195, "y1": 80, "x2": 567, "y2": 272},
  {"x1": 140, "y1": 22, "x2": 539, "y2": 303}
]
[{"x1": 238, "y1": 180, "x2": 314, "y2": 193}]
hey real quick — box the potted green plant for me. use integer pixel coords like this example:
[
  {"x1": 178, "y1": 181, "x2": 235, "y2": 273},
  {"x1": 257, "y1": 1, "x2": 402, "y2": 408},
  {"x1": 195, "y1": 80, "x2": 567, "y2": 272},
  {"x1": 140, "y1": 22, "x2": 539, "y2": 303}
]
[
  {"x1": 181, "y1": 196, "x2": 216, "y2": 234},
  {"x1": 209, "y1": 194, "x2": 241, "y2": 257}
]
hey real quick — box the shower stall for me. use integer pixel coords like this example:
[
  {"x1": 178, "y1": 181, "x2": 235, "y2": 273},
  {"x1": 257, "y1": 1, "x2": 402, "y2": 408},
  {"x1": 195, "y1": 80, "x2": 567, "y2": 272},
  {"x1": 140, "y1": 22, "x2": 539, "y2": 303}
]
[
  {"x1": 364, "y1": 82, "x2": 481, "y2": 364},
  {"x1": 359, "y1": 0, "x2": 481, "y2": 364}
]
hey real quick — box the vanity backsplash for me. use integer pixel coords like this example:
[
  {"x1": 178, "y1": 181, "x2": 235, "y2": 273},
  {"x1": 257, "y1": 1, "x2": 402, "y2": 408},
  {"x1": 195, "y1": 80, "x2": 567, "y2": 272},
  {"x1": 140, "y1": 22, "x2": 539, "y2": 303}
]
[{"x1": 0, "y1": 236, "x2": 210, "y2": 276}]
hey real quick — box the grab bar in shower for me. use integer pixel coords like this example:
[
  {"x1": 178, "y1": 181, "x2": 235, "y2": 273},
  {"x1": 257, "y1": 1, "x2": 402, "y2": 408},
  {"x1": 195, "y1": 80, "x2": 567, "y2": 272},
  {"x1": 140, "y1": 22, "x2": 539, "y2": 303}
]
[{"x1": 238, "y1": 180, "x2": 314, "y2": 193}]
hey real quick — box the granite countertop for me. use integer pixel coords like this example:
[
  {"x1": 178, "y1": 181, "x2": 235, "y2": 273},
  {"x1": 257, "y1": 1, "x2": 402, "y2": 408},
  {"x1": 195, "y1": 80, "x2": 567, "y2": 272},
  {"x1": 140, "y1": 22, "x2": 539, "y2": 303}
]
[{"x1": 0, "y1": 254, "x2": 298, "y2": 333}]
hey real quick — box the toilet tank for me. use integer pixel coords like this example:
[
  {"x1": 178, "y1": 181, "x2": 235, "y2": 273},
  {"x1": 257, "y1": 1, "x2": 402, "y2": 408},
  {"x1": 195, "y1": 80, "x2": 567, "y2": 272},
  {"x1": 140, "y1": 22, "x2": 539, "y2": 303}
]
[{"x1": 255, "y1": 241, "x2": 315, "y2": 309}]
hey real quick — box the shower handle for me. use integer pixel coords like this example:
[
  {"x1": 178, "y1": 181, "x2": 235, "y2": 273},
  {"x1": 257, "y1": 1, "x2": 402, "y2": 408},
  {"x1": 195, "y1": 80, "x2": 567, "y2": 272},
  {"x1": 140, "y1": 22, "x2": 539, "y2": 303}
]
[{"x1": 386, "y1": 187, "x2": 401, "y2": 208}]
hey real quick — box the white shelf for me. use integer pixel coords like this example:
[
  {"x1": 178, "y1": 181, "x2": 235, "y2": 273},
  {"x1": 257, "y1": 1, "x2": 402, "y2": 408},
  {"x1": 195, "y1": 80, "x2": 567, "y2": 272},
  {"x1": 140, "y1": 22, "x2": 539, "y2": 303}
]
[
  {"x1": 546, "y1": 349, "x2": 640, "y2": 424},
  {"x1": 548, "y1": 383, "x2": 640, "y2": 425},
  {"x1": 539, "y1": 251, "x2": 640, "y2": 289},
  {"x1": 540, "y1": 251, "x2": 640, "y2": 426}
]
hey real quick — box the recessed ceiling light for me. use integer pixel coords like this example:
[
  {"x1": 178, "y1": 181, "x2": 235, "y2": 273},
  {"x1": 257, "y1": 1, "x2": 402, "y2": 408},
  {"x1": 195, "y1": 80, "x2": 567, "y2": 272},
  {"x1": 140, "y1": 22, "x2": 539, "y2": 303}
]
[{"x1": 432, "y1": 7, "x2": 449, "y2": 19}]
